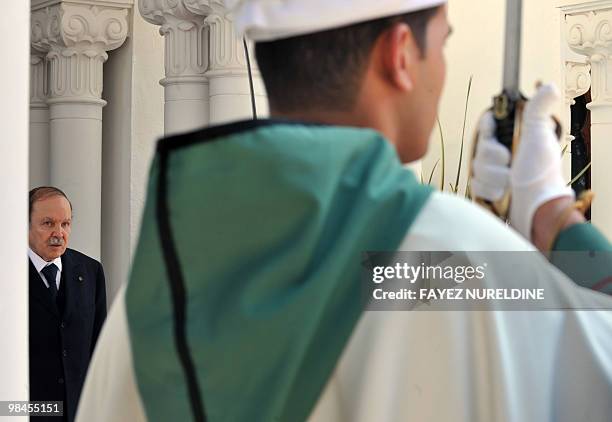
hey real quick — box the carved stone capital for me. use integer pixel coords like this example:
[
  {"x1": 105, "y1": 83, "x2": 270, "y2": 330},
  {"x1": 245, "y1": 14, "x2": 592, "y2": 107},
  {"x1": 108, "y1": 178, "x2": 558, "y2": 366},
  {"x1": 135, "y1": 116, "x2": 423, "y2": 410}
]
[
  {"x1": 566, "y1": 9, "x2": 612, "y2": 56},
  {"x1": 139, "y1": 0, "x2": 254, "y2": 78},
  {"x1": 205, "y1": 7, "x2": 248, "y2": 75},
  {"x1": 32, "y1": 2, "x2": 129, "y2": 54},
  {"x1": 139, "y1": 0, "x2": 212, "y2": 78},
  {"x1": 140, "y1": 0, "x2": 206, "y2": 25},
  {"x1": 587, "y1": 53, "x2": 612, "y2": 106},
  {"x1": 566, "y1": 9, "x2": 612, "y2": 105},
  {"x1": 31, "y1": 1, "x2": 130, "y2": 100},
  {"x1": 30, "y1": 52, "x2": 48, "y2": 108},
  {"x1": 565, "y1": 61, "x2": 591, "y2": 105}
]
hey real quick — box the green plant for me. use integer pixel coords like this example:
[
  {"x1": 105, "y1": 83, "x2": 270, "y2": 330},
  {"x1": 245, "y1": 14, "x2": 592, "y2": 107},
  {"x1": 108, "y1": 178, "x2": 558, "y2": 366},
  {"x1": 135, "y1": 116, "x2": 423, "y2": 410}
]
[
  {"x1": 436, "y1": 118, "x2": 446, "y2": 191},
  {"x1": 423, "y1": 76, "x2": 472, "y2": 197}
]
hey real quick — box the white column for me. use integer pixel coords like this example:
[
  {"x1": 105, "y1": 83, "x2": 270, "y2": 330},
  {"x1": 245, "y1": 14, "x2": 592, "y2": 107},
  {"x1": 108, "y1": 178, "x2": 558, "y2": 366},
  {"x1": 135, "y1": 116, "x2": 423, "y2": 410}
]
[
  {"x1": 139, "y1": 0, "x2": 268, "y2": 134},
  {"x1": 31, "y1": 0, "x2": 131, "y2": 259},
  {"x1": 566, "y1": 7, "x2": 612, "y2": 238},
  {"x1": 1, "y1": 0, "x2": 29, "y2": 419},
  {"x1": 140, "y1": 0, "x2": 211, "y2": 135},
  {"x1": 30, "y1": 51, "x2": 50, "y2": 188},
  {"x1": 205, "y1": 2, "x2": 267, "y2": 124}
]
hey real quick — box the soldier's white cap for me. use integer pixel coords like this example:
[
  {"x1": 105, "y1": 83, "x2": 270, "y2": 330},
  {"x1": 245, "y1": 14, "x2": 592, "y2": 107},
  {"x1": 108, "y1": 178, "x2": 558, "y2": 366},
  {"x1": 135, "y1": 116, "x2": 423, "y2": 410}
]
[{"x1": 225, "y1": 0, "x2": 447, "y2": 42}]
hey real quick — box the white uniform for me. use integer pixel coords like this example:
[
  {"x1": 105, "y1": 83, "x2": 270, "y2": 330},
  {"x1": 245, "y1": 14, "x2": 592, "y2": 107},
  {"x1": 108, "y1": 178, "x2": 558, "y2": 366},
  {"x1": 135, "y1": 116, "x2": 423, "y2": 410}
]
[{"x1": 77, "y1": 193, "x2": 612, "y2": 422}]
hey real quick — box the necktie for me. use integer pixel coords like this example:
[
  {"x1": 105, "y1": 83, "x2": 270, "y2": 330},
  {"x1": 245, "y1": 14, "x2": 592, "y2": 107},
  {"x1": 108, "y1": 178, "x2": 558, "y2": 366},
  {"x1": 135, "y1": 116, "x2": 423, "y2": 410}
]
[{"x1": 42, "y1": 264, "x2": 59, "y2": 301}]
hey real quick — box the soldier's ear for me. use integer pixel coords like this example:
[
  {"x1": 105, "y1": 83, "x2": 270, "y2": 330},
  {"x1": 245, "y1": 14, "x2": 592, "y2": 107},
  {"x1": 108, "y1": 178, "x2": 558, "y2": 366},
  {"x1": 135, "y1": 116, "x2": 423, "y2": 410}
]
[{"x1": 379, "y1": 22, "x2": 419, "y2": 93}]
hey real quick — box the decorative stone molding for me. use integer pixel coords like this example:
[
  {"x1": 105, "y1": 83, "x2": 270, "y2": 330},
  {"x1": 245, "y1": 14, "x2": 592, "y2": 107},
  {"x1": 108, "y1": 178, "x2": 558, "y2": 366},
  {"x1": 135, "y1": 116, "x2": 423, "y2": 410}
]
[
  {"x1": 565, "y1": 61, "x2": 591, "y2": 104},
  {"x1": 30, "y1": 50, "x2": 51, "y2": 189},
  {"x1": 30, "y1": 52, "x2": 48, "y2": 108},
  {"x1": 566, "y1": 9, "x2": 612, "y2": 105},
  {"x1": 139, "y1": 0, "x2": 265, "y2": 130},
  {"x1": 139, "y1": 0, "x2": 255, "y2": 78},
  {"x1": 586, "y1": 53, "x2": 612, "y2": 108},
  {"x1": 140, "y1": 0, "x2": 211, "y2": 79},
  {"x1": 203, "y1": 2, "x2": 265, "y2": 124},
  {"x1": 562, "y1": 1, "x2": 612, "y2": 238},
  {"x1": 205, "y1": 2, "x2": 248, "y2": 75},
  {"x1": 563, "y1": 61, "x2": 591, "y2": 144},
  {"x1": 566, "y1": 10, "x2": 612, "y2": 56},
  {"x1": 31, "y1": 1, "x2": 130, "y2": 102},
  {"x1": 139, "y1": 0, "x2": 212, "y2": 133},
  {"x1": 139, "y1": 0, "x2": 212, "y2": 24}
]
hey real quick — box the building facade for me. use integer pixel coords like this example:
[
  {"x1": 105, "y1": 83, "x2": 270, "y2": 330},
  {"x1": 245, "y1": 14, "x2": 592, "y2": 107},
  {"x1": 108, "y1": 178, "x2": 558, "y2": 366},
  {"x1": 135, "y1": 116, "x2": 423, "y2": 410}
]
[{"x1": 3, "y1": 0, "x2": 612, "y2": 411}]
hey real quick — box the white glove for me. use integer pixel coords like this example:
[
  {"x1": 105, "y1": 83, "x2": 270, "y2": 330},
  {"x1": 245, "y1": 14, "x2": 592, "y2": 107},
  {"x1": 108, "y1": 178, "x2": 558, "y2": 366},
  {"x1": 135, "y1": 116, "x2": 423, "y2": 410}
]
[
  {"x1": 509, "y1": 83, "x2": 574, "y2": 240},
  {"x1": 472, "y1": 83, "x2": 574, "y2": 241},
  {"x1": 471, "y1": 112, "x2": 512, "y2": 202}
]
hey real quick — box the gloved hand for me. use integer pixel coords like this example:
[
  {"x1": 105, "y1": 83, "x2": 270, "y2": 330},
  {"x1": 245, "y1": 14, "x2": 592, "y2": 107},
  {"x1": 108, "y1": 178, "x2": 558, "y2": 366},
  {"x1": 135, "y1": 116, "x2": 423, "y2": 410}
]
[
  {"x1": 509, "y1": 83, "x2": 574, "y2": 240},
  {"x1": 471, "y1": 112, "x2": 512, "y2": 203},
  {"x1": 472, "y1": 83, "x2": 574, "y2": 241}
]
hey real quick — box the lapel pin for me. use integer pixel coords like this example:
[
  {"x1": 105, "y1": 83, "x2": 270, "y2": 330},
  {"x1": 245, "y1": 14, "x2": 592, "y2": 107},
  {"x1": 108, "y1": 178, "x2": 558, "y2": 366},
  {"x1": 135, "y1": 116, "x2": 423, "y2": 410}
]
[{"x1": 78, "y1": 276, "x2": 84, "y2": 282}]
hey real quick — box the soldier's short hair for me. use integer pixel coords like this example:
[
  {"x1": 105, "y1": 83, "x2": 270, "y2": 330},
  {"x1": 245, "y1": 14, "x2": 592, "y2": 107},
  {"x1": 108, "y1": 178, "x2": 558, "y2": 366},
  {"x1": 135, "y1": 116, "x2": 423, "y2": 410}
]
[{"x1": 255, "y1": 6, "x2": 441, "y2": 113}]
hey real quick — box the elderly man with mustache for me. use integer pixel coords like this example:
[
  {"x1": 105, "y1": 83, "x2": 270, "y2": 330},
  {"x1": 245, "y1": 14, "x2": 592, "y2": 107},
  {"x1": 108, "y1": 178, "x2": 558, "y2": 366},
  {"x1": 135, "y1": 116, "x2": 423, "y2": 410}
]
[{"x1": 27, "y1": 186, "x2": 106, "y2": 422}]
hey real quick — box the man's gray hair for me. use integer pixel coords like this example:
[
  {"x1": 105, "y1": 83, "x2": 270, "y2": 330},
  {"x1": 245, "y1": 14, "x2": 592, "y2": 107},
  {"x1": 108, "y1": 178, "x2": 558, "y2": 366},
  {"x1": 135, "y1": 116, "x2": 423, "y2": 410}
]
[{"x1": 29, "y1": 186, "x2": 73, "y2": 222}]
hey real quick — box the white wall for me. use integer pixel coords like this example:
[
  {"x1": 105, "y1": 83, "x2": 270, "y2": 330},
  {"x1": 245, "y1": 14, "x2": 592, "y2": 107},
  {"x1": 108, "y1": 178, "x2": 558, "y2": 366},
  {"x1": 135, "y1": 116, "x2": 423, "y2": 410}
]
[
  {"x1": 102, "y1": 26, "x2": 135, "y2": 304},
  {"x1": 129, "y1": 11, "x2": 164, "y2": 258},
  {"x1": 0, "y1": 0, "x2": 29, "y2": 419},
  {"x1": 102, "y1": 10, "x2": 164, "y2": 304},
  {"x1": 423, "y1": 0, "x2": 564, "y2": 193}
]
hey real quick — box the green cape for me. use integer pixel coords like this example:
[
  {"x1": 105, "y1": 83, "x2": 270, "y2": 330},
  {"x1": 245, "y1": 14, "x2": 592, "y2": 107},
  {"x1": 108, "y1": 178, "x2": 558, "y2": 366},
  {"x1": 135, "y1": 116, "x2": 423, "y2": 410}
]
[{"x1": 126, "y1": 120, "x2": 433, "y2": 421}]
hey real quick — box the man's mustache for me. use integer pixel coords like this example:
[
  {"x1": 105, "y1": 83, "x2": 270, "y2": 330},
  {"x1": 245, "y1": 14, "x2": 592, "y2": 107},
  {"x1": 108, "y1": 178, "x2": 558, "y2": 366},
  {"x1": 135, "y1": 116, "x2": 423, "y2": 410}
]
[{"x1": 48, "y1": 237, "x2": 64, "y2": 246}]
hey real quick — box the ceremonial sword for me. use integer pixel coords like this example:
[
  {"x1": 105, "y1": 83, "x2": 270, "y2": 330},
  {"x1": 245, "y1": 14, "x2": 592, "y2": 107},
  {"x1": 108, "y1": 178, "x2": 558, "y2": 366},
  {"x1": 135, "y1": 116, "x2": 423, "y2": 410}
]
[
  {"x1": 472, "y1": 0, "x2": 562, "y2": 219},
  {"x1": 495, "y1": 0, "x2": 524, "y2": 147},
  {"x1": 472, "y1": 0, "x2": 525, "y2": 218}
]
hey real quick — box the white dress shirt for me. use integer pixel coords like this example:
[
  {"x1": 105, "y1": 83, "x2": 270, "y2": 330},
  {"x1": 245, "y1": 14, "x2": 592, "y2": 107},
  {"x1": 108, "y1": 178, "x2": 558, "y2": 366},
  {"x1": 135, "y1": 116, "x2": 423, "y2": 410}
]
[{"x1": 28, "y1": 247, "x2": 62, "y2": 289}]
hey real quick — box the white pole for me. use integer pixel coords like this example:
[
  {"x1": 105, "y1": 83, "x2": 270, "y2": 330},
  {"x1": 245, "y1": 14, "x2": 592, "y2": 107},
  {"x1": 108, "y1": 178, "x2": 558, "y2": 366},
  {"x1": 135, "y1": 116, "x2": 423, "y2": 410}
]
[{"x1": 0, "y1": 1, "x2": 30, "y2": 420}]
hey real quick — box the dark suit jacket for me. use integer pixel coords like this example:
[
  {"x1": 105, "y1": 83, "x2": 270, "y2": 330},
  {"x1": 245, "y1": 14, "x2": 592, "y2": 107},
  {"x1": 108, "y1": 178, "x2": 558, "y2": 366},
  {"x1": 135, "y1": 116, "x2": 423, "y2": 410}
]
[{"x1": 29, "y1": 248, "x2": 107, "y2": 422}]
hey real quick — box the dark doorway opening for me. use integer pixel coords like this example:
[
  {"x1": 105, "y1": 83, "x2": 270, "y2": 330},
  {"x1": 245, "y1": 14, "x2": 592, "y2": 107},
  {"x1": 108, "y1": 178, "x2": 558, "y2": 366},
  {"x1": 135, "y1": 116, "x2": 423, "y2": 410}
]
[{"x1": 570, "y1": 90, "x2": 592, "y2": 220}]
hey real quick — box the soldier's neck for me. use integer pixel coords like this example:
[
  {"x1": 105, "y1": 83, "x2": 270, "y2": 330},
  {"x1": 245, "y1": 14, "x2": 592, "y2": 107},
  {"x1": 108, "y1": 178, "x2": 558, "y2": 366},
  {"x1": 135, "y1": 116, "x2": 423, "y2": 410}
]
[{"x1": 270, "y1": 107, "x2": 398, "y2": 146}]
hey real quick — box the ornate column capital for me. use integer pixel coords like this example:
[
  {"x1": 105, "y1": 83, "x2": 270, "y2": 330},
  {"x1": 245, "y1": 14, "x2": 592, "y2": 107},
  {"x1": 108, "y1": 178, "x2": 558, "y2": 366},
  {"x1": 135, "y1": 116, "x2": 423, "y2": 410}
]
[
  {"x1": 31, "y1": 0, "x2": 131, "y2": 101},
  {"x1": 565, "y1": 9, "x2": 612, "y2": 106},
  {"x1": 563, "y1": 61, "x2": 591, "y2": 143},
  {"x1": 139, "y1": 0, "x2": 213, "y2": 25},
  {"x1": 565, "y1": 61, "x2": 592, "y2": 104},
  {"x1": 30, "y1": 51, "x2": 48, "y2": 109},
  {"x1": 139, "y1": 0, "x2": 265, "y2": 128},
  {"x1": 139, "y1": 0, "x2": 212, "y2": 81},
  {"x1": 205, "y1": 1, "x2": 252, "y2": 75},
  {"x1": 32, "y1": 1, "x2": 130, "y2": 55},
  {"x1": 566, "y1": 9, "x2": 612, "y2": 57}
]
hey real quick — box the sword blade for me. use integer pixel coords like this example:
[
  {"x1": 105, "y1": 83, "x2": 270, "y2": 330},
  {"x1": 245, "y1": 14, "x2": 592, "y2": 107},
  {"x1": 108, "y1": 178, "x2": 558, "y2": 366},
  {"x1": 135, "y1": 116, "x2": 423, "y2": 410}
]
[{"x1": 502, "y1": 0, "x2": 522, "y2": 94}]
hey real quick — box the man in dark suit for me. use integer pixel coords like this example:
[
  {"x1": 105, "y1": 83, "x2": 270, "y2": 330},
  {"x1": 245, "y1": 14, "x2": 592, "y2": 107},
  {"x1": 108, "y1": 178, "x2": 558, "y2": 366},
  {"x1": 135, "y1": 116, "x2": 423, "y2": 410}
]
[{"x1": 28, "y1": 187, "x2": 107, "y2": 422}]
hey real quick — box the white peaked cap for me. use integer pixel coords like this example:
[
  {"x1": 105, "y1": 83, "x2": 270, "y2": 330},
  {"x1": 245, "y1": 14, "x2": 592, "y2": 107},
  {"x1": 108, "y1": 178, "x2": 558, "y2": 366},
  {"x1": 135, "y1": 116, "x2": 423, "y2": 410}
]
[{"x1": 225, "y1": 0, "x2": 448, "y2": 42}]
